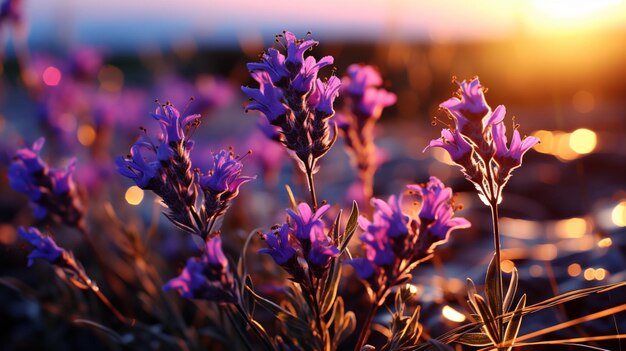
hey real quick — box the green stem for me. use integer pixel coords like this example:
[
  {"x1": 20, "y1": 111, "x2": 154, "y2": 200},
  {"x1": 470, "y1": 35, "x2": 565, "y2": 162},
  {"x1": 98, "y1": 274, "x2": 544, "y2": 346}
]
[
  {"x1": 353, "y1": 290, "x2": 386, "y2": 351},
  {"x1": 304, "y1": 162, "x2": 318, "y2": 211},
  {"x1": 306, "y1": 270, "x2": 326, "y2": 349},
  {"x1": 490, "y1": 201, "x2": 504, "y2": 340}
]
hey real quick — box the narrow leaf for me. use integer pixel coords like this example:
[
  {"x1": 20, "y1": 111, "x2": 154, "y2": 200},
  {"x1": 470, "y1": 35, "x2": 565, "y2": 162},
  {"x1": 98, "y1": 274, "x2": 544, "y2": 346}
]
[
  {"x1": 340, "y1": 201, "x2": 359, "y2": 252},
  {"x1": 285, "y1": 184, "x2": 298, "y2": 211},
  {"x1": 485, "y1": 254, "x2": 502, "y2": 319},
  {"x1": 503, "y1": 294, "x2": 526, "y2": 351},
  {"x1": 332, "y1": 209, "x2": 342, "y2": 243},
  {"x1": 456, "y1": 332, "x2": 492, "y2": 347},
  {"x1": 503, "y1": 267, "x2": 519, "y2": 314},
  {"x1": 321, "y1": 262, "x2": 342, "y2": 316},
  {"x1": 473, "y1": 294, "x2": 500, "y2": 344}
]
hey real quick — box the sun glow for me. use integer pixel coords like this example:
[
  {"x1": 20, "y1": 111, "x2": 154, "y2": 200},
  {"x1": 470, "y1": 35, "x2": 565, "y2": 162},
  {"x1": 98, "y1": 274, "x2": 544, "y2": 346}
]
[{"x1": 442, "y1": 305, "x2": 466, "y2": 323}]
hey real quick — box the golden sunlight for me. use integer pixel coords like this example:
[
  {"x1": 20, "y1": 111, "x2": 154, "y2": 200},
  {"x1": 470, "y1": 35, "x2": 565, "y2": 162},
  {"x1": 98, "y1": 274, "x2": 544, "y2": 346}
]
[
  {"x1": 528, "y1": 0, "x2": 624, "y2": 32},
  {"x1": 125, "y1": 186, "x2": 144, "y2": 205},
  {"x1": 442, "y1": 305, "x2": 466, "y2": 323}
]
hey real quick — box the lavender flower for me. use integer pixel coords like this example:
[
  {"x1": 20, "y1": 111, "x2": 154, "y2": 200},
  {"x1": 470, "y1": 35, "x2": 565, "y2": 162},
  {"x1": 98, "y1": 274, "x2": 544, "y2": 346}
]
[
  {"x1": 491, "y1": 106, "x2": 539, "y2": 183},
  {"x1": 243, "y1": 31, "x2": 339, "y2": 175},
  {"x1": 348, "y1": 177, "x2": 470, "y2": 289},
  {"x1": 286, "y1": 202, "x2": 330, "y2": 241},
  {"x1": 9, "y1": 138, "x2": 83, "y2": 225},
  {"x1": 163, "y1": 236, "x2": 238, "y2": 303},
  {"x1": 426, "y1": 77, "x2": 539, "y2": 204},
  {"x1": 17, "y1": 227, "x2": 64, "y2": 267},
  {"x1": 308, "y1": 225, "x2": 340, "y2": 271},
  {"x1": 199, "y1": 150, "x2": 256, "y2": 231},
  {"x1": 118, "y1": 104, "x2": 254, "y2": 239},
  {"x1": 258, "y1": 224, "x2": 296, "y2": 265},
  {"x1": 338, "y1": 64, "x2": 396, "y2": 201},
  {"x1": 259, "y1": 202, "x2": 339, "y2": 280},
  {"x1": 152, "y1": 104, "x2": 201, "y2": 144}
]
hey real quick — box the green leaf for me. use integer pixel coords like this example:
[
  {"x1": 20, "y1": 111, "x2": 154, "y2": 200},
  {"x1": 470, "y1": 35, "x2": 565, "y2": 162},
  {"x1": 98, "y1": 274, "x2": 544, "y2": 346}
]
[
  {"x1": 243, "y1": 275, "x2": 255, "y2": 316},
  {"x1": 503, "y1": 267, "x2": 519, "y2": 314},
  {"x1": 340, "y1": 201, "x2": 359, "y2": 252},
  {"x1": 285, "y1": 184, "x2": 298, "y2": 211},
  {"x1": 334, "y1": 310, "x2": 356, "y2": 347},
  {"x1": 456, "y1": 332, "x2": 492, "y2": 346},
  {"x1": 332, "y1": 209, "x2": 342, "y2": 243},
  {"x1": 466, "y1": 278, "x2": 479, "y2": 315},
  {"x1": 320, "y1": 262, "x2": 342, "y2": 316},
  {"x1": 245, "y1": 286, "x2": 301, "y2": 324},
  {"x1": 503, "y1": 294, "x2": 526, "y2": 351},
  {"x1": 485, "y1": 254, "x2": 502, "y2": 319},
  {"x1": 473, "y1": 294, "x2": 500, "y2": 345}
]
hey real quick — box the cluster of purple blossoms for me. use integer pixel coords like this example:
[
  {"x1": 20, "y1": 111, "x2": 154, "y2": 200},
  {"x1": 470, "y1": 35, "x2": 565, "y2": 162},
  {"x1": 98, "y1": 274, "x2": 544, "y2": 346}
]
[
  {"x1": 259, "y1": 202, "x2": 339, "y2": 281},
  {"x1": 163, "y1": 236, "x2": 238, "y2": 303},
  {"x1": 17, "y1": 226, "x2": 65, "y2": 267},
  {"x1": 9, "y1": 138, "x2": 83, "y2": 225},
  {"x1": 117, "y1": 104, "x2": 254, "y2": 239},
  {"x1": 425, "y1": 78, "x2": 539, "y2": 204},
  {"x1": 338, "y1": 64, "x2": 397, "y2": 200},
  {"x1": 348, "y1": 177, "x2": 470, "y2": 292},
  {"x1": 242, "y1": 31, "x2": 340, "y2": 174}
]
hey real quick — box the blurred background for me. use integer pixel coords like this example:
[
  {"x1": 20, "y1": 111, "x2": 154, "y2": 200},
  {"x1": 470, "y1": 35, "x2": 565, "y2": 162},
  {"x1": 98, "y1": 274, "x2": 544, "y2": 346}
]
[{"x1": 0, "y1": 0, "x2": 625, "y2": 349}]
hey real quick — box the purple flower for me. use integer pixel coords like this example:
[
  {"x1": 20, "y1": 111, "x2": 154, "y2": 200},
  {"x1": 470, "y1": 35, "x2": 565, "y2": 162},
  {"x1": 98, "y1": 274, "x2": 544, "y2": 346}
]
[
  {"x1": 163, "y1": 236, "x2": 237, "y2": 303},
  {"x1": 427, "y1": 77, "x2": 538, "y2": 204},
  {"x1": 424, "y1": 128, "x2": 473, "y2": 162},
  {"x1": 368, "y1": 196, "x2": 410, "y2": 238},
  {"x1": 286, "y1": 202, "x2": 330, "y2": 241},
  {"x1": 244, "y1": 31, "x2": 338, "y2": 174},
  {"x1": 357, "y1": 216, "x2": 395, "y2": 265},
  {"x1": 247, "y1": 48, "x2": 290, "y2": 84},
  {"x1": 347, "y1": 258, "x2": 377, "y2": 280},
  {"x1": 291, "y1": 55, "x2": 334, "y2": 93},
  {"x1": 116, "y1": 142, "x2": 160, "y2": 189},
  {"x1": 492, "y1": 115, "x2": 539, "y2": 164},
  {"x1": 241, "y1": 76, "x2": 288, "y2": 124},
  {"x1": 440, "y1": 78, "x2": 490, "y2": 121},
  {"x1": 17, "y1": 227, "x2": 64, "y2": 267},
  {"x1": 284, "y1": 31, "x2": 318, "y2": 71},
  {"x1": 9, "y1": 138, "x2": 83, "y2": 224},
  {"x1": 408, "y1": 177, "x2": 471, "y2": 249},
  {"x1": 341, "y1": 64, "x2": 397, "y2": 119},
  {"x1": 199, "y1": 150, "x2": 255, "y2": 195},
  {"x1": 343, "y1": 64, "x2": 383, "y2": 96},
  {"x1": 308, "y1": 225, "x2": 340, "y2": 268},
  {"x1": 13, "y1": 137, "x2": 46, "y2": 174},
  {"x1": 151, "y1": 104, "x2": 201, "y2": 143},
  {"x1": 407, "y1": 177, "x2": 452, "y2": 222},
  {"x1": 259, "y1": 224, "x2": 297, "y2": 265},
  {"x1": 314, "y1": 76, "x2": 341, "y2": 117},
  {"x1": 349, "y1": 178, "x2": 470, "y2": 288}
]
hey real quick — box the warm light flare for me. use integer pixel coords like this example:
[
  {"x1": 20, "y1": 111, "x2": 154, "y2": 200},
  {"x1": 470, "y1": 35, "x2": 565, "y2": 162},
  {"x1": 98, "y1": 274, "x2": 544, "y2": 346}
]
[
  {"x1": 569, "y1": 128, "x2": 597, "y2": 154},
  {"x1": 612, "y1": 201, "x2": 626, "y2": 227},
  {"x1": 501, "y1": 259, "x2": 515, "y2": 274},
  {"x1": 442, "y1": 305, "x2": 466, "y2": 323},
  {"x1": 125, "y1": 186, "x2": 144, "y2": 205},
  {"x1": 531, "y1": 0, "x2": 622, "y2": 20},
  {"x1": 77, "y1": 125, "x2": 97, "y2": 146},
  {"x1": 567, "y1": 263, "x2": 582, "y2": 277},
  {"x1": 597, "y1": 238, "x2": 612, "y2": 248},
  {"x1": 554, "y1": 217, "x2": 587, "y2": 238}
]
